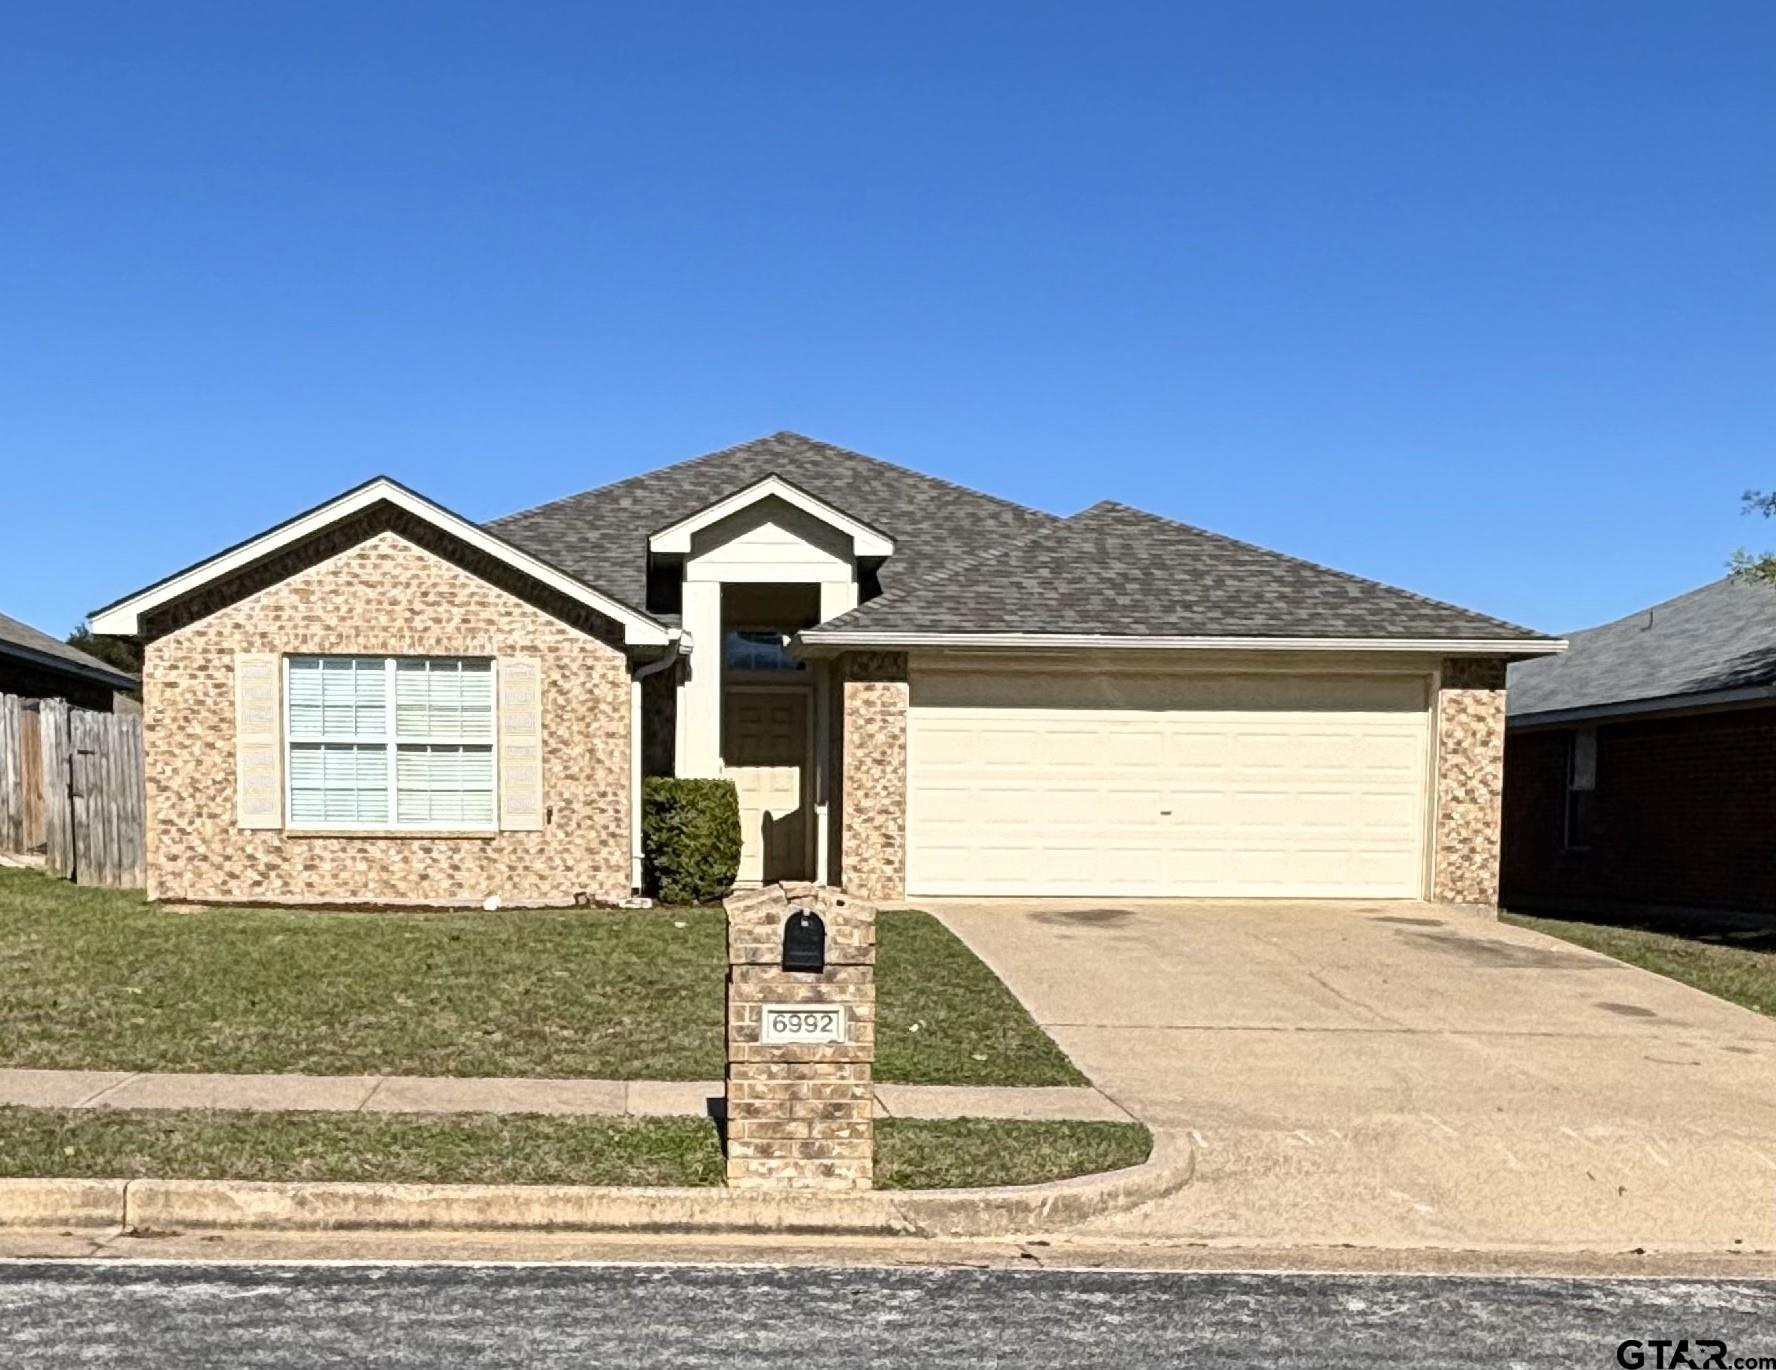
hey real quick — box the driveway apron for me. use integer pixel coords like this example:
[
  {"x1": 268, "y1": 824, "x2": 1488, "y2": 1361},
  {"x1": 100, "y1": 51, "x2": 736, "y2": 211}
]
[{"x1": 921, "y1": 898, "x2": 1776, "y2": 1253}]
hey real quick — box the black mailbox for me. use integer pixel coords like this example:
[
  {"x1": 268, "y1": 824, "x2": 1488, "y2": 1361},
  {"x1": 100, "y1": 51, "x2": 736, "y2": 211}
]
[{"x1": 781, "y1": 909, "x2": 826, "y2": 973}]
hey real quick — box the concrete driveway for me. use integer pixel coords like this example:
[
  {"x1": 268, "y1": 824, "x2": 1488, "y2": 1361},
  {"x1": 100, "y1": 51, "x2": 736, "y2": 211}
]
[{"x1": 924, "y1": 898, "x2": 1776, "y2": 1254}]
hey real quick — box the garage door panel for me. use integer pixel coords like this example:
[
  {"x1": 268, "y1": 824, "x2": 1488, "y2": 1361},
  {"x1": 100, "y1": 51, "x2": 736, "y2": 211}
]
[{"x1": 906, "y1": 668, "x2": 1430, "y2": 898}]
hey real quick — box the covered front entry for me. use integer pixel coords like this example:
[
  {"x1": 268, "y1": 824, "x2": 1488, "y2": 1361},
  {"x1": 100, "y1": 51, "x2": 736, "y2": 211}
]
[
  {"x1": 722, "y1": 687, "x2": 813, "y2": 885},
  {"x1": 905, "y1": 662, "x2": 1433, "y2": 898}
]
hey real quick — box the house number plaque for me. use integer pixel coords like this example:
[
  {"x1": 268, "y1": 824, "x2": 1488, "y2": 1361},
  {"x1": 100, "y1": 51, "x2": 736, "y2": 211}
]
[{"x1": 759, "y1": 1003, "x2": 848, "y2": 1045}]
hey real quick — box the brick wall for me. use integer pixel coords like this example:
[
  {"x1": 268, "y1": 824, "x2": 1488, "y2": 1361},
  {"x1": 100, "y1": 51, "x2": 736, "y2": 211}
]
[
  {"x1": 143, "y1": 529, "x2": 632, "y2": 906},
  {"x1": 724, "y1": 883, "x2": 876, "y2": 1189},
  {"x1": 1433, "y1": 658, "x2": 1509, "y2": 906},
  {"x1": 1502, "y1": 705, "x2": 1776, "y2": 914},
  {"x1": 837, "y1": 651, "x2": 907, "y2": 901}
]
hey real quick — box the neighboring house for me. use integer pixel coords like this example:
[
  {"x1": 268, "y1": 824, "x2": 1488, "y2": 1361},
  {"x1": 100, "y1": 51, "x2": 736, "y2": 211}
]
[
  {"x1": 0, "y1": 610, "x2": 138, "y2": 713},
  {"x1": 90, "y1": 431, "x2": 1561, "y2": 908},
  {"x1": 1502, "y1": 575, "x2": 1776, "y2": 916}
]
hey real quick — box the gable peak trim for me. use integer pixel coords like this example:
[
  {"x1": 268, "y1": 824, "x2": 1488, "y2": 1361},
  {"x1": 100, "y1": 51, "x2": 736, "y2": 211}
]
[
  {"x1": 647, "y1": 472, "x2": 896, "y2": 557},
  {"x1": 90, "y1": 476, "x2": 671, "y2": 645}
]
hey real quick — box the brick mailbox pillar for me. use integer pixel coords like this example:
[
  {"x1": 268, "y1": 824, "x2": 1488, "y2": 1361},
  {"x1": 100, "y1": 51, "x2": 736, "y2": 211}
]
[{"x1": 723, "y1": 882, "x2": 876, "y2": 1189}]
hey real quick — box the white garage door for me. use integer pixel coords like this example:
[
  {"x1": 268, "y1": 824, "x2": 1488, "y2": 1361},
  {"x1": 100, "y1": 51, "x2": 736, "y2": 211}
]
[{"x1": 906, "y1": 666, "x2": 1431, "y2": 898}]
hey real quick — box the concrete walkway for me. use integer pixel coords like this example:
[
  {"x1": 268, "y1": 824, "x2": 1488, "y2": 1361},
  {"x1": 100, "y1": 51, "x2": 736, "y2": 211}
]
[
  {"x1": 0, "y1": 1067, "x2": 1130, "y2": 1124},
  {"x1": 923, "y1": 897, "x2": 1776, "y2": 1254}
]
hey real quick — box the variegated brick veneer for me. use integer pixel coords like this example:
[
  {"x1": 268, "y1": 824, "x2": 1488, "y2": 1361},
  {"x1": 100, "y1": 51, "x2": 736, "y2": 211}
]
[
  {"x1": 725, "y1": 883, "x2": 877, "y2": 1189},
  {"x1": 1433, "y1": 657, "x2": 1509, "y2": 906},
  {"x1": 142, "y1": 530, "x2": 631, "y2": 906},
  {"x1": 837, "y1": 652, "x2": 907, "y2": 901}
]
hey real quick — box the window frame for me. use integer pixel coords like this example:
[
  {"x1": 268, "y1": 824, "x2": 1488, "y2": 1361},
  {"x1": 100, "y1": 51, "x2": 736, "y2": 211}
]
[
  {"x1": 282, "y1": 654, "x2": 500, "y2": 833},
  {"x1": 1563, "y1": 726, "x2": 1597, "y2": 851}
]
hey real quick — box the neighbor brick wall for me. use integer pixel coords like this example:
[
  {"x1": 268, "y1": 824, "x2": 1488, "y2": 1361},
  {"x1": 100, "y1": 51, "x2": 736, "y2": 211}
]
[
  {"x1": 836, "y1": 651, "x2": 906, "y2": 901},
  {"x1": 1432, "y1": 657, "x2": 1508, "y2": 906},
  {"x1": 1502, "y1": 706, "x2": 1776, "y2": 914},
  {"x1": 143, "y1": 530, "x2": 631, "y2": 906}
]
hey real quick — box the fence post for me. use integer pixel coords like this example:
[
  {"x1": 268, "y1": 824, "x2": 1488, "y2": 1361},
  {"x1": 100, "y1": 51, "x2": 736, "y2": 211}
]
[
  {"x1": 0, "y1": 694, "x2": 18, "y2": 853},
  {"x1": 38, "y1": 700, "x2": 71, "y2": 879}
]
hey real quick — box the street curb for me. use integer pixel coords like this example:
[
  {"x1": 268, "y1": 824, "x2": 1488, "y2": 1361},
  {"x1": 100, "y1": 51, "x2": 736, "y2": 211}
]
[
  {"x1": 0, "y1": 1178, "x2": 129, "y2": 1229},
  {"x1": 892, "y1": 1130, "x2": 1194, "y2": 1239},
  {"x1": 0, "y1": 1132, "x2": 1191, "y2": 1240}
]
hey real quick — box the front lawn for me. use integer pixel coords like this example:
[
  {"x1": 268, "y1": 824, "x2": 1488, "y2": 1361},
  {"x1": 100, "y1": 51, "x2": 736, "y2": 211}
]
[
  {"x1": 0, "y1": 1107, "x2": 1150, "y2": 1190},
  {"x1": 0, "y1": 869, "x2": 1080, "y2": 1086},
  {"x1": 1502, "y1": 908, "x2": 1776, "y2": 1019}
]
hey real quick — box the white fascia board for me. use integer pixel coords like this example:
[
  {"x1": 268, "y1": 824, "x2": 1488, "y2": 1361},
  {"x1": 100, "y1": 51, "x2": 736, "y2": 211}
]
[
  {"x1": 90, "y1": 477, "x2": 671, "y2": 646},
  {"x1": 795, "y1": 631, "x2": 1568, "y2": 657},
  {"x1": 648, "y1": 475, "x2": 895, "y2": 558}
]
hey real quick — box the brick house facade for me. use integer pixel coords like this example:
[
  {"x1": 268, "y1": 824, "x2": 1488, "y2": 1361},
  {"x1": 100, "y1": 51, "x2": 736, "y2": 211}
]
[
  {"x1": 94, "y1": 437, "x2": 1555, "y2": 909},
  {"x1": 142, "y1": 525, "x2": 634, "y2": 906},
  {"x1": 1502, "y1": 706, "x2": 1776, "y2": 915}
]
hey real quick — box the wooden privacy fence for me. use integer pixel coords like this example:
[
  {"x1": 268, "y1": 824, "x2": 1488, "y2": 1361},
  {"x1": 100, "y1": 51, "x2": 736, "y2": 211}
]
[{"x1": 0, "y1": 693, "x2": 145, "y2": 888}]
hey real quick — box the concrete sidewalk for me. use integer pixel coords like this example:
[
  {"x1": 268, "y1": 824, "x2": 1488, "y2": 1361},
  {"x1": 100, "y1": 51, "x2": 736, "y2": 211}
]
[{"x1": 0, "y1": 1067, "x2": 1131, "y2": 1124}]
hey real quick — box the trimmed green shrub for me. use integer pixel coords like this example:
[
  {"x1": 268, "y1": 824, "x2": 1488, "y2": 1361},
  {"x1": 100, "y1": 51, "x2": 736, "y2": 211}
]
[{"x1": 641, "y1": 778, "x2": 742, "y2": 905}]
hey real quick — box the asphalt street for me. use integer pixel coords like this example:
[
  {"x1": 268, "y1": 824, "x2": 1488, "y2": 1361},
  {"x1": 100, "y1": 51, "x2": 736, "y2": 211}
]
[{"x1": 3, "y1": 1261, "x2": 1774, "y2": 1368}]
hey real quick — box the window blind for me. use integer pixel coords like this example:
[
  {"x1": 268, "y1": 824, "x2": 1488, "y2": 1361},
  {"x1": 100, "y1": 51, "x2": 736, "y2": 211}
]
[{"x1": 285, "y1": 656, "x2": 496, "y2": 830}]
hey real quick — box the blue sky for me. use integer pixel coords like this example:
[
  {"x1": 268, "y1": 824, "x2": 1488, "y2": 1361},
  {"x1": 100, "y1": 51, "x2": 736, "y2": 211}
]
[{"x1": 5, "y1": 2, "x2": 1771, "y2": 639}]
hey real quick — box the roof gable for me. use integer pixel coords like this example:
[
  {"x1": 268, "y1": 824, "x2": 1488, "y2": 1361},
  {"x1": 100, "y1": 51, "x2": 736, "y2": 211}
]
[
  {"x1": 803, "y1": 500, "x2": 1559, "y2": 649},
  {"x1": 90, "y1": 478, "x2": 671, "y2": 646},
  {"x1": 489, "y1": 432, "x2": 1057, "y2": 611},
  {"x1": 649, "y1": 474, "x2": 895, "y2": 558}
]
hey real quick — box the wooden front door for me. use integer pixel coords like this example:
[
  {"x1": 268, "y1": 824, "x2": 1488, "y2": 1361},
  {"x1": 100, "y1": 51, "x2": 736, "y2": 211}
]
[{"x1": 722, "y1": 690, "x2": 811, "y2": 885}]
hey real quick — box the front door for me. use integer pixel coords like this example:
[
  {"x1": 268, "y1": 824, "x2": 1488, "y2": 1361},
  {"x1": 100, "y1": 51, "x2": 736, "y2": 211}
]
[{"x1": 722, "y1": 690, "x2": 811, "y2": 885}]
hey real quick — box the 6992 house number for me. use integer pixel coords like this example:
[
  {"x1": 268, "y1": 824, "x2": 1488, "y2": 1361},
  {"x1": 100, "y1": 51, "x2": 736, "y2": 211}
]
[{"x1": 759, "y1": 1004, "x2": 849, "y2": 1045}]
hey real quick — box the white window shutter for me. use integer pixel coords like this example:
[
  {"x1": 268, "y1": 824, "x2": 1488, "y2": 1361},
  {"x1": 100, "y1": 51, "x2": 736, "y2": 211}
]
[
  {"x1": 235, "y1": 652, "x2": 282, "y2": 829},
  {"x1": 497, "y1": 657, "x2": 544, "y2": 831}
]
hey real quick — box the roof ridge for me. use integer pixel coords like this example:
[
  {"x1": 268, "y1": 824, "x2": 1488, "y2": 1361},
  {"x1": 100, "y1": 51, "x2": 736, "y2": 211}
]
[
  {"x1": 486, "y1": 431, "x2": 789, "y2": 527},
  {"x1": 1070, "y1": 499, "x2": 1544, "y2": 638},
  {"x1": 1562, "y1": 573, "x2": 1755, "y2": 638},
  {"x1": 770, "y1": 431, "x2": 1057, "y2": 525},
  {"x1": 487, "y1": 430, "x2": 1053, "y2": 529}
]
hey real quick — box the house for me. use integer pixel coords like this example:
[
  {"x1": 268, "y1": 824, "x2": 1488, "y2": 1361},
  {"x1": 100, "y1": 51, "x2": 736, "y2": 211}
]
[
  {"x1": 89, "y1": 431, "x2": 1561, "y2": 908},
  {"x1": 1502, "y1": 575, "x2": 1776, "y2": 916},
  {"x1": 0, "y1": 610, "x2": 138, "y2": 713}
]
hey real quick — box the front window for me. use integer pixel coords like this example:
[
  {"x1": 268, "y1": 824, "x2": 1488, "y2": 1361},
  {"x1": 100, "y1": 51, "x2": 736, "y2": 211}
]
[
  {"x1": 1564, "y1": 727, "x2": 1597, "y2": 850},
  {"x1": 722, "y1": 630, "x2": 804, "y2": 672},
  {"x1": 286, "y1": 656, "x2": 495, "y2": 829}
]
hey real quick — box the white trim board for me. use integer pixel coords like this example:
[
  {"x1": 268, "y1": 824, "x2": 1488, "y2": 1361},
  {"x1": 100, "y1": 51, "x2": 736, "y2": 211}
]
[
  {"x1": 91, "y1": 477, "x2": 670, "y2": 646},
  {"x1": 648, "y1": 475, "x2": 895, "y2": 558},
  {"x1": 797, "y1": 631, "x2": 1567, "y2": 657}
]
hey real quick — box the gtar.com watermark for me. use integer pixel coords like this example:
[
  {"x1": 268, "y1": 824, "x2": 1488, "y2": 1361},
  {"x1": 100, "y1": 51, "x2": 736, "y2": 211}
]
[{"x1": 1616, "y1": 1340, "x2": 1776, "y2": 1369}]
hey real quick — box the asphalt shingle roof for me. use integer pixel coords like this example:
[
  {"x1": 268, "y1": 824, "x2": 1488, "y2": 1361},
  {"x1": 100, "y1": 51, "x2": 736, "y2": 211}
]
[
  {"x1": 810, "y1": 501, "x2": 1550, "y2": 642},
  {"x1": 1508, "y1": 575, "x2": 1776, "y2": 719},
  {"x1": 0, "y1": 611, "x2": 137, "y2": 689},
  {"x1": 487, "y1": 432, "x2": 1546, "y2": 644},
  {"x1": 488, "y1": 431, "x2": 1058, "y2": 613}
]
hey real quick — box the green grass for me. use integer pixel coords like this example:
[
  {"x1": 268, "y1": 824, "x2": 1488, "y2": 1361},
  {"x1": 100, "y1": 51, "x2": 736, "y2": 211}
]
[
  {"x1": 1503, "y1": 908, "x2": 1776, "y2": 1019},
  {"x1": 876, "y1": 908, "x2": 1085, "y2": 1087},
  {"x1": 0, "y1": 1108, "x2": 726, "y2": 1186},
  {"x1": 0, "y1": 1107, "x2": 1150, "y2": 1189},
  {"x1": 0, "y1": 868, "x2": 1079, "y2": 1086},
  {"x1": 874, "y1": 1119, "x2": 1151, "y2": 1191}
]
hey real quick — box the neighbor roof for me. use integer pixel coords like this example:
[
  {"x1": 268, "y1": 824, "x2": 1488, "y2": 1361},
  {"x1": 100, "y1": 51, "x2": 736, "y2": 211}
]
[
  {"x1": 489, "y1": 431, "x2": 1059, "y2": 611},
  {"x1": 802, "y1": 501, "x2": 1557, "y2": 648},
  {"x1": 1508, "y1": 575, "x2": 1776, "y2": 722},
  {"x1": 0, "y1": 611, "x2": 138, "y2": 692}
]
